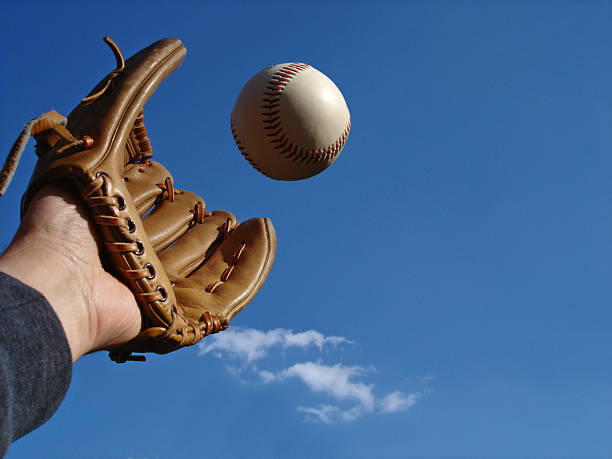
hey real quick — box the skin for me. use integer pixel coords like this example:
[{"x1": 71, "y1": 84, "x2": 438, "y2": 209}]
[{"x1": 0, "y1": 183, "x2": 142, "y2": 362}]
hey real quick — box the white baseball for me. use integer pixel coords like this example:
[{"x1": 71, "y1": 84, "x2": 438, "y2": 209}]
[{"x1": 231, "y1": 63, "x2": 351, "y2": 181}]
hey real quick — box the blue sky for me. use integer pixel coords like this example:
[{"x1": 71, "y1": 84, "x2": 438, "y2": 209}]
[{"x1": 1, "y1": 1, "x2": 610, "y2": 458}]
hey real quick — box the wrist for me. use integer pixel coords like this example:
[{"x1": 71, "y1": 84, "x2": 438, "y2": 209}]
[
  {"x1": 0, "y1": 183, "x2": 141, "y2": 362},
  {"x1": 0, "y1": 237, "x2": 94, "y2": 361}
]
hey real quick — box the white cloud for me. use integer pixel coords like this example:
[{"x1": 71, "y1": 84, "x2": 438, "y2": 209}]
[
  {"x1": 284, "y1": 329, "x2": 349, "y2": 349},
  {"x1": 296, "y1": 405, "x2": 340, "y2": 424},
  {"x1": 379, "y1": 390, "x2": 419, "y2": 413},
  {"x1": 198, "y1": 328, "x2": 351, "y2": 362},
  {"x1": 260, "y1": 361, "x2": 417, "y2": 422},
  {"x1": 257, "y1": 369, "x2": 277, "y2": 384},
  {"x1": 199, "y1": 327, "x2": 424, "y2": 423},
  {"x1": 272, "y1": 362, "x2": 375, "y2": 411}
]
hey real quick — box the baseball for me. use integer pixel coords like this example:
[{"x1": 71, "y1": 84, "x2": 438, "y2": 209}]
[{"x1": 231, "y1": 63, "x2": 351, "y2": 181}]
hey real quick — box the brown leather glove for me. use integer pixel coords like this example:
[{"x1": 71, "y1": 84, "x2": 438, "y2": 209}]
[{"x1": 0, "y1": 37, "x2": 276, "y2": 363}]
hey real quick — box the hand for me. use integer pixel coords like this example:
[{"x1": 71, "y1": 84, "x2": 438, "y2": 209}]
[{"x1": 0, "y1": 183, "x2": 141, "y2": 362}]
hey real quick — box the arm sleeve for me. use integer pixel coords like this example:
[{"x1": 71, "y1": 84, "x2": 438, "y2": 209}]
[{"x1": 0, "y1": 271, "x2": 72, "y2": 458}]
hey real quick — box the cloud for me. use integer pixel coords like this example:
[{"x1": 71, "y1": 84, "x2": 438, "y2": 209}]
[
  {"x1": 199, "y1": 327, "x2": 423, "y2": 423},
  {"x1": 379, "y1": 390, "x2": 419, "y2": 413},
  {"x1": 260, "y1": 361, "x2": 417, "y2": 423},
  {"x1": 198, "y1": 328, "x2": 351, "y2": 362},
  {"x1": 296, "y1": 405, "x2": 340, "y2": 424},
  {"x1": 265, "y1": 362, "x2": 375, "y2": 410}
]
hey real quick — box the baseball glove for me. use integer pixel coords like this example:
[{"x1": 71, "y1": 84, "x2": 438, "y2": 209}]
[{"x1": 0, "y1": 37, "x2": 276, "y2": 363}]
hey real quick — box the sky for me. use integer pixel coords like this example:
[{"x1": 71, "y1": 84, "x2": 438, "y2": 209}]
[{"x1": 0, "y1": 1, "x2": 610, "y2": 458}]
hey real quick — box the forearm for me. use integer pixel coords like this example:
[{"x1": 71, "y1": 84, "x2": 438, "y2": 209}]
[{"x1": 0, "y1": 272, "x2": 72, "y2": 457}]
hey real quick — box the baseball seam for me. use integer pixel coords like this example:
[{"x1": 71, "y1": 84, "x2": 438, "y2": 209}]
[
  {"x1": 231, "y1": 121, "x2": 273, "y2": 177},
  {"x1": 232, "y1": 63, "x2": 350, "y2": 177}
]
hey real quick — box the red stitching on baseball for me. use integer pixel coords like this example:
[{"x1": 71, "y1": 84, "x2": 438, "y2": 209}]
[{"x1": 231, "y1": 121, "x2": 274, "y2": 178}]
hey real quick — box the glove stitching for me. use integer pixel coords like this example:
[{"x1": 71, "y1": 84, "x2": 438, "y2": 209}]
[
  {"x1": 82, "y1": 173, "x2": 179, "y2": 348},
  {"x1": 85, "y1": 172, "x2": 229, "y2": 356},
  {"x1": 130, "y1": 110, "x2": 154, "y2": 160},
  {"x1": 205, "y1": 240, "x2": 247, "y2": 293}
]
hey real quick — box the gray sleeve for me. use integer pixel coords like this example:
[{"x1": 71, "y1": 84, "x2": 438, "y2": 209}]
[{"x1": 0, "y1": 272, "x2": 72, "y2": 458}]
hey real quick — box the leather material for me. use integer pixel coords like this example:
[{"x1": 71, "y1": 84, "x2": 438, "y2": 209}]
[{"x1": 19, "y1": 38, "x2": 277, "y2": 361}]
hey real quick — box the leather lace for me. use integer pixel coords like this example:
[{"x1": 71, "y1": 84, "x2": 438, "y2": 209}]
[
  {"x1": 80, "y1": 37, "x2": 125, "y2": 105},
  {"x1": 0, "y1": 112, "x2": 92, "y2": 196}
]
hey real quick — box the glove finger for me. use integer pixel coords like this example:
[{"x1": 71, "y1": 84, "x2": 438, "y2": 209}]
[
  {"x1": 123, "y1": 160, "x2": 174, "y2": 215},
  {"x1": 142, "y1": 189, "x2": 205, "y2": 250},
  {"x1": 172, "y1": 217, "x2": 276, "y2": 321},
  {"x1": 157, "y1": 209, "x2": 237, "y2": 278}
]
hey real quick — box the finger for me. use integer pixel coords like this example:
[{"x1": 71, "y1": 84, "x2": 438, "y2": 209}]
[
  {"x1": 173, "y1": 217, "x2": 276, "y2": 321},
  {"x1": 157, "y1": 210, "x2": 237, "y2": 278},
  {"x1": 141, "y1": 189, "x2": 204, "y2": 250},
  {"x1": 123, "y1": 160, "x2": 173, "y2": 215}
]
